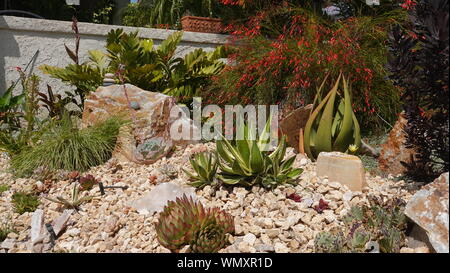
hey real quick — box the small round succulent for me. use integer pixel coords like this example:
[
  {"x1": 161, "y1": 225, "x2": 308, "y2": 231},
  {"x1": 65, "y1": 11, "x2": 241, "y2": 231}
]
[{"x1": 155, "y1": 195, "x2": 234, "y2": 253}]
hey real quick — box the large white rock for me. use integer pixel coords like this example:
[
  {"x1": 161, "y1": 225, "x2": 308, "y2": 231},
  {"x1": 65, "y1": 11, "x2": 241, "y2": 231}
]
[
  {"x1": 129, "y1": 182, "x2": 196, "y2": 215},
  {"x1": 316, "y1": 152, "x2": 367, "y2": 192},
  {"x1": 405, "y1": 172, "x2": 449, "y2": 253}
]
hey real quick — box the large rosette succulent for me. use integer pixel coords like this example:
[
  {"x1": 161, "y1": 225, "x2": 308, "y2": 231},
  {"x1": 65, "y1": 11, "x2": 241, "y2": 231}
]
[{"x1": 155, "y1": 195, "x2": 234, "y2": 253}]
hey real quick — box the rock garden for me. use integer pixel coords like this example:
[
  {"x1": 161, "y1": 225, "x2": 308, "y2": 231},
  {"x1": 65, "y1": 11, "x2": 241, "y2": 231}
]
[{"x1": 0, "y1": 0, "x2": 448, "y2": 254}]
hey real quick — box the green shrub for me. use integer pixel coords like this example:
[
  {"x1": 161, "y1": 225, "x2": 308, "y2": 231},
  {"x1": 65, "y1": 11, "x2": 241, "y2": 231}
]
[
  {"x1": 40, "y1": 28, "x2": 228, "y2": 104},
  {"x1": 11, "y1": 115, "x2": 127, "y2": 177},
  {"x1": 11, "y1": 192, "x2": 40, "y2": 214}
]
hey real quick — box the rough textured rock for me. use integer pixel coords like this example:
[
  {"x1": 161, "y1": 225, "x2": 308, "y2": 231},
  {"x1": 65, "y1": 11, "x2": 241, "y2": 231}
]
[
  {"x1": 405, "y1": 172, "x2": 449, "y2": 253},
  {"x1": 51, "y1": 209, "x2": 74, "y2": 237},
  {"x1": 129, "y1": 182, "x2": 196, "y2": 215},
  {"x1": 82, "y1": 84, "x2": 196, "y2": 164},
  {"x1": 279, "y1": 104, "x2": 313, "y2": 152},
  {"x1": 378, "y1": 112, "x2": 416, "y2": 175},
  {"x1": 316, "y1": 152, "x2": 367, "y2": 192}
]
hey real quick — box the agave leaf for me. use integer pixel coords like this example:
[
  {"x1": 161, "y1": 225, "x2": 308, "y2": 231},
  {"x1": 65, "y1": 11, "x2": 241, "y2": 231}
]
[
  {"x1": 303, "y1": 77, "x2": 335, "y2": 160},
  {"x1": 280, "y1": 156, "x2": 296, "y2": 171},
  {"x1": 333, "y1": 76, "x2": 355, "y2": 152},
  {"x1": 352, "y1": 112, "x2": 362, "y2": 149},
  {"x1": 315, "y1": 74, "x2": 341, "y2": 157},
  {"x1": 286, "y1": 168, "x2": 303, "y2": 178},
  {"x1": 249, "y1": 141, "x2": 264, "y2": 173}
]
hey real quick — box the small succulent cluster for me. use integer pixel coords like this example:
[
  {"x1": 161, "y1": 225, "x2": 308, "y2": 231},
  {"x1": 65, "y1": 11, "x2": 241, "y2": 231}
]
[
  {"x1": 183, "y1": 152, "x2": 219, "y2": 189},
  {"x1": 314, "y1": 196, "x2": 407, "y2": 253},
  {"x1": 155, "y1": 195, "x2": 234, "y2": 253},
  {"x1": 79, "y1": 174, "x2": 98, "y2": 191}
]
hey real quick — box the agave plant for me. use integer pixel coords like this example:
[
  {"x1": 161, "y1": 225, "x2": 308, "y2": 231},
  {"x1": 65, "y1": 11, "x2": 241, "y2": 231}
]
[
  {"x1": 216, "y1": 119, "x2": 302, "y2": 188},
  {"x1": 303, "y1": 73, "x2": 361, "y2": 161},
  {"x1": 155, "y1": 195, "x2": 234, "y2": 253},
  {"x1": 183, "y1": 152, "x2": 219, "y2": 189},
  {"x1": 44, "y1": 183, "x2": 93, "y2": 211}
]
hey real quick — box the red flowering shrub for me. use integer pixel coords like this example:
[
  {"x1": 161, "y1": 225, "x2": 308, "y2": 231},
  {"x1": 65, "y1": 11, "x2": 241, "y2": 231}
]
[{"x1": 204, "y1": 6, "x2": 405, "y2": 129}]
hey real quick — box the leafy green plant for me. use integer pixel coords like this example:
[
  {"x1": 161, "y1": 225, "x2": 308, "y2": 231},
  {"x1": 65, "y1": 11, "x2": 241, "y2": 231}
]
[
  {"x1": 41, "y1": 28, "x2": 227, "y2": 103},
  {"x1": 183, "y1": 152, "x2": 219, "y2": 189},
  {"x1": 11, "y1": 192, "x2": 40, "y2": 214},
  {"x1": 314, "y1": 196, "x2": 407, "y2": 253},
  {"x1": 44, "y1": 183, "x2": 94, "y2": 211},
  {"x1": 38, "y1": 85, "x2": 82, "y2": 120},
  {"x1": 303, "y1": 74, "x2": 362, "y2": 161},
  {"x1": 10, "y1": 115, "x2": 127, "y2": 177},
  {"x1": 217, "y1": 119, "x2": 302, "y2": 188},
  {"x1": 0, "y1": 71, "x2": 42, "y2": 156},
  {"x1": 155, "y1": 194, "x2": 234, "y2": 253}
]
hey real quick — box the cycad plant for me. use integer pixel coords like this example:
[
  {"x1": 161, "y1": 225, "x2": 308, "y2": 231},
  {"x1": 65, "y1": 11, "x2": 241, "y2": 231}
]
[
  {"x1": 303, "y1": 73, "x2": 361, "y2": 161},
  {"x1": 216, "y1": 119, "x2": 303, "y2": 188}
]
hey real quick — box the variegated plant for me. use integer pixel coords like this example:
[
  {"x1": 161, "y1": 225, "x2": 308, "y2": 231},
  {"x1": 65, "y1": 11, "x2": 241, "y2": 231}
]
[
  {"x1": 303, "y1": 73, "x2": 361, "y2": 160},
  {"x1": 216, "y1": 119, "x2": 303, "y2": 188},
  {"x1": 183, "y1": 152, "x2": 219, "y2": 189}
]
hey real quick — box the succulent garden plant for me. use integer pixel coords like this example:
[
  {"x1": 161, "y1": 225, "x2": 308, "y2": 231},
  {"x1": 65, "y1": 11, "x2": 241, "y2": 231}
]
[
  {"x1": 79, "y1": 174, "x2": 98, "y2": 191},
  {"x1": 304, "y1": 73, "x2": 362, "y2": 161},
  {"x1": 44, "y1": 183, "x2": 93, "y2": 211},
  {"x1": 216, "y1": 119, "x2": 302, "y2": 188},
  {"x1": 11, "y1": 192, "x2": 40, "y2": 214},
  {"x1": 155, "y1": 195, "x2": 234, "y2": 253},
  {"x1": 314, "y1": 196, "x2": 407, "y2": 253},
  {"x1": 183, "y1": 152, "x2": 219, "y2": 189}
]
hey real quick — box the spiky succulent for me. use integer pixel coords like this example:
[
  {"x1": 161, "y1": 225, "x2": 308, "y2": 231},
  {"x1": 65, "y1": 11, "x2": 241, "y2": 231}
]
[
  {"x1": 79, "y1": 174, "x2": 98, "y2": 191},
  {"x1": 183, "y1": 152, "x2": 219, "y2": 189},
  {"x1": 155, "y1": 195, "x2": 234, "y2": 253},
  {"x1": 314, "y1": 197, "x2": 407, "y2": 253},
  {"x1": 44, "y1": 183, "x2": 93, "y2": 211},
  {"x1": 217, "y1": 119, "x2": 302, "y2": 188}
]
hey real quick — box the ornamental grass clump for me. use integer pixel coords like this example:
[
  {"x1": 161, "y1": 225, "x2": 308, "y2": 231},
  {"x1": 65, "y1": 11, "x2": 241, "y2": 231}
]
[
  {"x1": 155, "y1": 195, "x2": 234, "y2": 253},
  {"x1": 10, "y1": 114, "x2": 127, "y2": 177}
]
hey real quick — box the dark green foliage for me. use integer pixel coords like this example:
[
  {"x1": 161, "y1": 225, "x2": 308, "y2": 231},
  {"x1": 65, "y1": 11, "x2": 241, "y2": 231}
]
[
  {"x1": 387, "y1": 0, "x2": 449, "y2": 182},
  {"x1": 314, "y1": 196, "x2": 407, "y2": 253},
  {"x1": 10, "y1": 115, "x2": 127, "y2": 177},
  {"x1": 11, "y1": 192, "x2": 40, "y2": 214},
  {"x1": 183, "y1": 152, "x2": 219, "y2": 189}
]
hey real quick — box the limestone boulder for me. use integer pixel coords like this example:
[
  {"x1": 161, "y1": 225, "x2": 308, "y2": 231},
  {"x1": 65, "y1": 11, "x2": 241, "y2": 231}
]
[
  {"x1": 378, "y1": 112, "x2": 416, "y2": 175},
  {"x1": 405, "y1": 172, "x2": 449, "y2": 253},
  {"x1": 82, "y1": 84, "x2": 197, "y2": 164},
  {"x1": 279, "y1": 105, "x2": 313, "y2": 152},
  {"x1": 316, "y1": 152, "x2": 367, "y2": 192}
]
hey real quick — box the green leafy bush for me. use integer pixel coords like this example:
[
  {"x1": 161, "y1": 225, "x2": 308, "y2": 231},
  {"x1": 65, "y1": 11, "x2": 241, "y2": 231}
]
[
  {"x1": 41, "y1": 28, "x2": 227, "y2": 103},
  {"x1": 11, "y1": 192, "x2": 40, "y2": 214},
  {"x1": 10, "y1": 115, "x2": 127, "y2": 177}
]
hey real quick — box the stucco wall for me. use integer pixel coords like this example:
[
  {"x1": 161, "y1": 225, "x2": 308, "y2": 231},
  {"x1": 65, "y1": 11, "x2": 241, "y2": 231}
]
[{"x1": 0, "y1": 15, "x2": 228, "y2": 96}]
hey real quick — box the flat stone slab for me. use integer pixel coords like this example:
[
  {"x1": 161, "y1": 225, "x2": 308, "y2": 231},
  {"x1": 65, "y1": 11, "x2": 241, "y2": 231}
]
[
  {"x1": 129, "y1": 182, "x2": 196, "y2": 215},
  {"x1": 316, "y1": 152, "x2": 367, "y2": 192}
]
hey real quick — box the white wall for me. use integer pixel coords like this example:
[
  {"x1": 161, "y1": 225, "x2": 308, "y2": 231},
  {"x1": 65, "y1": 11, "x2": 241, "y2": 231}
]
[{"x1": 0, "y1": 15, "x2": 228, "y2": 96}]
